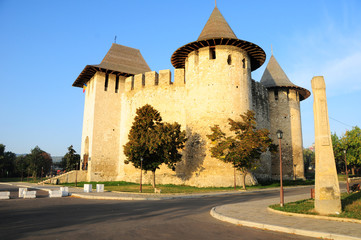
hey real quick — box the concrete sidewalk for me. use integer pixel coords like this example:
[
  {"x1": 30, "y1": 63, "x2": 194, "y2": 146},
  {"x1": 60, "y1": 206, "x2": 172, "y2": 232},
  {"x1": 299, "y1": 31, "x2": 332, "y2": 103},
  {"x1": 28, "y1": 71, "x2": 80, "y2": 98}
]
[
  {"x1": 2, "y1": 182, "x2": 360, "y2": 240},
  {"x1": 211, "y1": 192, "x2": 361, "y2": 240}
]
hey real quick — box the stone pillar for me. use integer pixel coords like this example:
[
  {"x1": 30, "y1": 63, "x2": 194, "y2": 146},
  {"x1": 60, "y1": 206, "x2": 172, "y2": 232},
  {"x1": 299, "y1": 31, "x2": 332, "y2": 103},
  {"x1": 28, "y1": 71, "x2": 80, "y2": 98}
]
[{"x1": 312, "y1": 76, "x2": 341, "y2": 215}]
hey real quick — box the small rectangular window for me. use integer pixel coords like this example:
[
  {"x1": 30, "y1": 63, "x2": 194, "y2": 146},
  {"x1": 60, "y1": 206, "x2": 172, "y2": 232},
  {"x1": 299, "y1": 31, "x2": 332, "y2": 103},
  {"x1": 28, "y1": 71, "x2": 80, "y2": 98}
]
[
  {"x1": 209, "y1": 47, "x2": 216, "y2": 60},
  {"x1": 115, "y1": 75, "x2": 119, "y2": 93},
  {"x1": 227, "y1": 55, "x2": 232, "y2": 65},
  {"x1": 104, "y1": 74, "x2": 109, "y2": 91},
  {"x1": 242, "y1": 58, "x2": 246, "y2": 69},
  {"x1": 274, "y1": 90, "x2": 278, "y2": 101}
]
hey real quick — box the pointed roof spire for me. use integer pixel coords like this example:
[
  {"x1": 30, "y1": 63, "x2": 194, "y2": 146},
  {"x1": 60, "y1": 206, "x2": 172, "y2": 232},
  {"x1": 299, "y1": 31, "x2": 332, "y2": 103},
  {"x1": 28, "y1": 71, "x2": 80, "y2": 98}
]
[
  {"x1": 197, "y1": 6, "x2": 237, "y2": 41},
  {"x1": 261, "y1": 55, "x2": 294, "y2": 88},
  {"x1": 171, "y1": 6, "x2": 266, "y2": 71},
  {"x1": 260, "y1": 55, "x2": 310, "y2": 100}
]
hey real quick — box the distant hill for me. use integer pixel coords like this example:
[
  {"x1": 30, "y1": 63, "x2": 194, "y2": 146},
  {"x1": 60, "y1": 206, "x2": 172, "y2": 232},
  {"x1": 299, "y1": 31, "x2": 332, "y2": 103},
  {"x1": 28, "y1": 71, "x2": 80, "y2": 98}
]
[
  {"x1": 15, "y1": 154, "x2": 63, "y2": 163},
  {"x1": 52, "y1": 156, "x2": 63, "y2": 163}
]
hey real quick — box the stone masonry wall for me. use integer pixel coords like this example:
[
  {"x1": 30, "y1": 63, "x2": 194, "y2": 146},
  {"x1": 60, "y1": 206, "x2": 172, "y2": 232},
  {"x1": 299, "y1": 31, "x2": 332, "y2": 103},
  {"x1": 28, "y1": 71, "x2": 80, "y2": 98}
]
[
  {"x1": 80, "y1": 72, "x2": 125, "y2": 182},
  {"x1": 116, "y1": 45, "x2": 262, "y2": 187},
  {"x1": 251, "y1": 80, "x2": 272, "y2": 179},
  {"x1": 268, "y1": 88, "x2": 304, "y2": 180},
  {"x1": 79, "y1": 46, "x2": 306, "y2": 186},
  {"x1": 118, "y1": 69, "x2": 188, "y2": 185},
  {"x1": 182, "y1": 45, "x2": 256, "y2": 187}
]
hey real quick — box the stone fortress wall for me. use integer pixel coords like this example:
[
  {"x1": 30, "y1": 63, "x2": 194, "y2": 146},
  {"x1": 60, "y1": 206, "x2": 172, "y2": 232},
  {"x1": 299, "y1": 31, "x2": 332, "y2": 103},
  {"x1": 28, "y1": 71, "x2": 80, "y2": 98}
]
[
  {"x1": 81, "y1": 72, "x2": 126, "y2": 182},
  {"x1": 119, "y1": 69, "x2": 188, "y2": 185},
  {"x1": 81, "y1": 46, "x2": 274, "y2": 186},
  {"x1": 268, "y1": 89, "x2": 304, "y2": 180},
  {"x1": 117, "y1": 45, "x2": 271, "y2": 186},
  {"x1": 76, "y1": 5, "x2": 308, "y2": 186},
  {"x1": 251, "y1": 80, "x2": 272, "y2": 179}
]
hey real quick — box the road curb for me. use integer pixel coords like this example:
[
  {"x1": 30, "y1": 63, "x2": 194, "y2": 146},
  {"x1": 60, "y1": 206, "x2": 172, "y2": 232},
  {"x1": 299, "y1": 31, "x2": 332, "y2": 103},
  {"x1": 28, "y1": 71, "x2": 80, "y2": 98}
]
[
  {"x1": 69, "y1": 193, "x2": 171, "y2": 201},
  {"x1": 62, "y1": 185, "x2": 315, "y2": 201},
  {"x1": 267, "y1": 207, "x2": 361, "y2": 224},
  {"x1": 69, "y1": 192, "x2": 216, "y2": 200},
  {"x1": 0, "y1": 183, "x2": 14, "y2": 186},
  {"x1": 210, "y1": 207, "x2": 361, "y2": 240}
]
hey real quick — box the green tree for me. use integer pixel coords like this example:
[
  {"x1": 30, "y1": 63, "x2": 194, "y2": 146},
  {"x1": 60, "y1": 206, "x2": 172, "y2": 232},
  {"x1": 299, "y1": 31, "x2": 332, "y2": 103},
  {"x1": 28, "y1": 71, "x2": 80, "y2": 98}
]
[
  {"x1": 124, "y1": 104, "x2": 187, "y2": 188},
  {"x1": 15, "y1": 155, "x2": 28, "y2": 180},
  {"x1": 207, "y1": 110, "x2": 276, "y2": 190},
  {"x1": 342, "y1": 126, "x2": 361, "y2": 175},
  {"x1": 0, "y1": 144, "x2": 16, "y2": 178},
  {"x1": 332, "y1": 133, "x2": 345, "y2": 173},
  {"x1": 27, "y1": 146, "x2": 52, "y2": 179},
  {"x1": 61, "y1": 145, "x2": 80, "y2": 171},
  {"x1": 303, "y1": 148, "x2": 315, "y2": 173}
]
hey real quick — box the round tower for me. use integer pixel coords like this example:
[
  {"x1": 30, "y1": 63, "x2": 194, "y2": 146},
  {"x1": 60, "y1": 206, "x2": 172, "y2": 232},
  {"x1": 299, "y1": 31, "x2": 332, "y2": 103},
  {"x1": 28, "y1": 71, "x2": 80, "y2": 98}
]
[
  {"x1": 260, "y1": 55, "x2": 310, "y2": 180},
  {"x1": 171, "y1": 6, "x2": 266, "y2": 186}
]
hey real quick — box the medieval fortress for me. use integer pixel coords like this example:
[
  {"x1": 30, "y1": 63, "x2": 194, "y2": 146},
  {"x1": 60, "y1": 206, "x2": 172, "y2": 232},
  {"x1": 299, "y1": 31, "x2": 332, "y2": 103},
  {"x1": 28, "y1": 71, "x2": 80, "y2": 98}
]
[{"x1": 73, "y1": 6, "x2": 310, "y2": 187}]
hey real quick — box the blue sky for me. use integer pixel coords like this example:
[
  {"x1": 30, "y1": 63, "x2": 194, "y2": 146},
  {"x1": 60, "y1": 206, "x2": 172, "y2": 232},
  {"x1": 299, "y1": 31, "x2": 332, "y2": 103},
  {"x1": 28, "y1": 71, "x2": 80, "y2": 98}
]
[{"x1": 0, "y1": 0, "x2": 360, "y2": 156}]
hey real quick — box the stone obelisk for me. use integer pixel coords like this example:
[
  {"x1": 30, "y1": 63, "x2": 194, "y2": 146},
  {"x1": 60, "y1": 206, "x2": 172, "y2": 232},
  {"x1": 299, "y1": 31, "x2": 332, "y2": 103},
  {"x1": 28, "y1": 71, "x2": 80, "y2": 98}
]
[{"x1": 312, "y1": 76, "x2": 341, "y2": 215}]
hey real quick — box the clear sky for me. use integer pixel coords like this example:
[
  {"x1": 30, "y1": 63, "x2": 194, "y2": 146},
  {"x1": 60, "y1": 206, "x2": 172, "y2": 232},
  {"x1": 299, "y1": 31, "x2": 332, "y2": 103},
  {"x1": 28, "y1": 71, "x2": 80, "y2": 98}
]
[{"x1": 1, "y1": 0, "x2": 360, "y2": 157}]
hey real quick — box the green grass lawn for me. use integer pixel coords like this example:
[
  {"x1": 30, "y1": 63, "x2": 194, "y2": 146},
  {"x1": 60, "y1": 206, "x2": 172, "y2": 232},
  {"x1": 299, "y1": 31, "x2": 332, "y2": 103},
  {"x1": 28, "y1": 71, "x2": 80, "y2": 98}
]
[
  {"x1": 0, "y1": 177, "x2": 48, "y2": 183},
  {"x1": 1, "y1": 177, "x2": 315, "y2": 194},
  {"x1": 338, "y1": 174, "x2": 348, "y2": 182},
  {"x1": 338, "y1": 173, "x2": 361, "y2": 182},
  {"x1": 60, "y1": 179, "x2": 314, "y2": 194},
  {"x1": 270, "y1": 191, "x2": 361, "y2": 220}
]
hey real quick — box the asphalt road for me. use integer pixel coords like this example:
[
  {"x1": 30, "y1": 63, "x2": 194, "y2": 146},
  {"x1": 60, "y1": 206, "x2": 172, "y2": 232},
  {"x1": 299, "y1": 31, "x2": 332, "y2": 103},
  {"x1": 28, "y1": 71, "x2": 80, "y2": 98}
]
[{"x1": 0, "y1": 185, "x2": 317, "y2": 240}]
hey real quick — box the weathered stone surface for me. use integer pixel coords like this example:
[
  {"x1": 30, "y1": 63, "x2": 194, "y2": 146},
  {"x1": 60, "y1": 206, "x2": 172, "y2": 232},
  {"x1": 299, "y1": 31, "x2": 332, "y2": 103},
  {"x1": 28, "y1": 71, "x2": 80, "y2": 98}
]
[
  {"x1": 23, "y1": 191, "x2": 36, "y2": 199},
  {"x1": 0, "y1": 191, "x2": 10, "y2": 200},
  {"x1": 49, "y1": 190, "x2": 62, "y2": 198},
  {"x1": 18, "y1": 188, "x2": 27, "y2": 198},
  {"x1": 41, "y1": 170, "x2": 87, "y2": 184},
  {"x1": 84, "y1": 184, "x2": 92, "y2": 193},
  {"x1": 96, "y1": 184, "x2": 104, "y2": 193},
  {"x1": 312, "y1": 76, "x2": 341, "y2": 215},
  {"x1": 60, "y1": 187, "x2": 69, "y2": 196}
]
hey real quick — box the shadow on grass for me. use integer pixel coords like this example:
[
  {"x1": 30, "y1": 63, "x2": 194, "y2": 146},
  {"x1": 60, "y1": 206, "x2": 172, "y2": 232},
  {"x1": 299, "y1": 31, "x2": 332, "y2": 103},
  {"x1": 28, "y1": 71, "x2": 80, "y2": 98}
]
[
  {"x1": 270, "y1": 191, "x2": 361, "y2": 220},
  {"x1": 342, "y1": 191, "x2": 361, "y2": 210},
  {"x1": 57, "y1": 179, "x2": 315, "y2": 194}
]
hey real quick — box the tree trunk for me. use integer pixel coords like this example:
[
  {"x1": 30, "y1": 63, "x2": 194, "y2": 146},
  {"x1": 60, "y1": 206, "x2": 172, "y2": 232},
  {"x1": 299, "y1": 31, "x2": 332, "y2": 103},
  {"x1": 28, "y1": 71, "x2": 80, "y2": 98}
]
[
  {"x1": 152, "y1": 170, "x2": 156, "y2": 188},
  {"x1": 242, "y1": 171, "x2": 247, "y2": 190},
  {"x1": 234, "y1": 167, "x2": 236, "y2": 190},
  {"x1": 352, "y1": 167, "x2": 355, "y2": 175}
]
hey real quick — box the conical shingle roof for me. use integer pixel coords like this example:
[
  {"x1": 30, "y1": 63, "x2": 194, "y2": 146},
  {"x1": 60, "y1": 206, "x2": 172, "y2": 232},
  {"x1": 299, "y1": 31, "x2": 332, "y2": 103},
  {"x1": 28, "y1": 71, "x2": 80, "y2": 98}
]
[
  {"x1": 171, "y1": 6, "x2": 265, "y2": 71},
  {"x1": 197, "y1": 6, "x2": 237, "y2": 41},
  {"x1": 73, "y1": 43, "x2": 151, "y2": 87},
  {"x1": 260, "y1": 55, "x2": 310, "y2": 100},
  {"x1": 260, "y1": 55, "x2": 295, "y2": 88}
]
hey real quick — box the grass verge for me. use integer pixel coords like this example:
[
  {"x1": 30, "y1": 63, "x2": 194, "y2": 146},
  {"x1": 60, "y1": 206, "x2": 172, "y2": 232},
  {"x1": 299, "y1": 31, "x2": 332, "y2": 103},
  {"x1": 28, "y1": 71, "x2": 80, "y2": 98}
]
[
  {"x1": 269, "y1": 191, "x2": 361, "y2": 220},
  {"x1": 59, "y1": 179, "x2": 314, "y2": 194}
]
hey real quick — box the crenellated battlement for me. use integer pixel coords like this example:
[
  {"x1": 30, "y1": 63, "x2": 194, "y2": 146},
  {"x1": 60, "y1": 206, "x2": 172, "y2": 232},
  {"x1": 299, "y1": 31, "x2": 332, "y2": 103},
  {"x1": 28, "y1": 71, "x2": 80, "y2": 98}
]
[{"x1": 125, "y1": 69, "x2": 185, "y2": 92}]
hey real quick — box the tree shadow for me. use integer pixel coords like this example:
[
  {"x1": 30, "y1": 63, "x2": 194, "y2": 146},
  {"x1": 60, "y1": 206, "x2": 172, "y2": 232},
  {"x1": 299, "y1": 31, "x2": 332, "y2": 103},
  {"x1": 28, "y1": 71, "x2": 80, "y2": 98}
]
[
  {"x1": 341, "y1": 191, "x2": 361, "y2": 210},
  {"x1": 175, "y1": 128, "x2": 206, "y2": 181}
]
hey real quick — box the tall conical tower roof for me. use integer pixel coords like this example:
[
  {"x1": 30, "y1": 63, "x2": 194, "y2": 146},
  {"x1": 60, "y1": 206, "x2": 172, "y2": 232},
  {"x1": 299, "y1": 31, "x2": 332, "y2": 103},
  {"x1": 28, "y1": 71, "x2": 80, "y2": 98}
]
[
  {"x1": 171, "y1": 6, "x2": 265, "y2": 71},
  {"x1": 260, "y1": 55, "x2": 310, "y2": 100},
  {"x1": 197, "y1": 6, "x2": 237, "y2": 41}
]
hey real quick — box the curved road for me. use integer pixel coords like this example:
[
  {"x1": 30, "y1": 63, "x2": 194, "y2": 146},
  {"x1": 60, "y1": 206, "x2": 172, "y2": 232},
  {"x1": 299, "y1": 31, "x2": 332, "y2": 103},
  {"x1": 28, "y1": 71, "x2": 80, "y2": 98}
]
[{"x1": 0, "y1": 185, "x2": 316, "y2": 240}]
